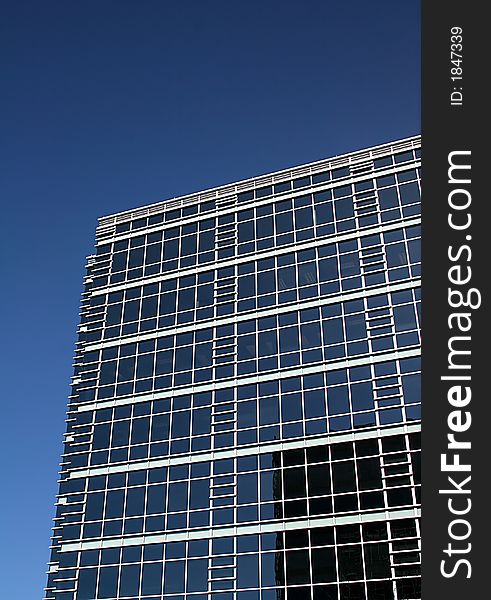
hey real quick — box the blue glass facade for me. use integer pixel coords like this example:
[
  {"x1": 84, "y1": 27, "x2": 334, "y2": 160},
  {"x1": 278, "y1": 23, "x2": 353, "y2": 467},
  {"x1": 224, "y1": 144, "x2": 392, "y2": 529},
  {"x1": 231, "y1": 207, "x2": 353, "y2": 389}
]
[{"x1": 46, "y1": 136, "x2": 421, "y2": 600}]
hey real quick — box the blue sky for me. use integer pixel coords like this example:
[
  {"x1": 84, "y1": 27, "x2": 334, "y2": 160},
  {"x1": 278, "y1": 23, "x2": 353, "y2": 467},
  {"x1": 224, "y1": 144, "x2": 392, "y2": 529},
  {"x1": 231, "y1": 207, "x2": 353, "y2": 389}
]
[{"x1": 0, "y1": 1, "x2": 419, "y2": 597}]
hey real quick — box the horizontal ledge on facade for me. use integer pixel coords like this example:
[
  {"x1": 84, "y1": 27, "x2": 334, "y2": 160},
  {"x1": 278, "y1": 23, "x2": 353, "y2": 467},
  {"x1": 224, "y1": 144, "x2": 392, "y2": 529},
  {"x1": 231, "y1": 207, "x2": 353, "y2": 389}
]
[
  {"x1": 68, "y1": 421, "x2": 420, "y2": 480},
  {"x1": 90, "y1": 216, "x2": 421, "y2": 298},
  {"x1": 60, "y1": 506, "x2": 421, "y2": 553},
  {"x1": 75, "y1": 346, "x2": 421, "y2": 413},
  {"x1": 83, "y1": 278, "x2": 420, "y2": 353}
]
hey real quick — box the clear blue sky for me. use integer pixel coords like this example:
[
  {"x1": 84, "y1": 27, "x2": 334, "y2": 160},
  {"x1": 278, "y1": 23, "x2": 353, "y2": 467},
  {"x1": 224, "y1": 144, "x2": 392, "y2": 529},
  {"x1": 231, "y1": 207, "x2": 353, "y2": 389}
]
[{"x1": 0, "y1": 1, "x2": 419, "y2": 597}]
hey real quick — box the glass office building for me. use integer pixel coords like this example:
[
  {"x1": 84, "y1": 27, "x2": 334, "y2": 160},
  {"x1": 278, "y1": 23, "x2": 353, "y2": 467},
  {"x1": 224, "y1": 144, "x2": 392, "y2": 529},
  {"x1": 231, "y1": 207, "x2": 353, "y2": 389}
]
[{"x1": 46, "y1": 136, "x2": 421, "y2": 600}]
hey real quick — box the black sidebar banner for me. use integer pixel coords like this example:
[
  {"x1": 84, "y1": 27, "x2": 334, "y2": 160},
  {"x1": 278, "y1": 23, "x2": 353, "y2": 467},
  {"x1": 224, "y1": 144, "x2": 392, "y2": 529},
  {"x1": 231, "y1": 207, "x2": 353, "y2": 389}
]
[{"x1": 422, "y1": 1, "x2": 488, "y2": 599}]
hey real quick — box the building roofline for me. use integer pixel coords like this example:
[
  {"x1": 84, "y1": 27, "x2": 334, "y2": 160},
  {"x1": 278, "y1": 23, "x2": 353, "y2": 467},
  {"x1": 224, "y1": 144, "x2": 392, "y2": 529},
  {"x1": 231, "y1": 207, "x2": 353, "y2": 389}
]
[{"x1": 97, "y1": 134, "x2": 421, "y2": 229}]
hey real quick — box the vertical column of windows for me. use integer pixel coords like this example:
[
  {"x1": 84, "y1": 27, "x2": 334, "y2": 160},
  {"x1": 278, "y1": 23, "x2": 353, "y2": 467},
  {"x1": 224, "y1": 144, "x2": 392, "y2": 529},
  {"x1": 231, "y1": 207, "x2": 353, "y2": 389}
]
[
  {"x1": 389, "y1": 518, "x2": 421, "y2": 597},
  {"x1": 211, "y1": 388, "x2": 237, "y2": 450},
  {"x1": 216, "y1": 213, "x2": 237, "y2": 260},
  {"x1": 215, "y1": 266, "x2": 237, "y2": 317},
  {"x1": 210, "y1": 463, "x2": 235, "y2": 521},
  {"x1": 360, "y1": 235, "x2": 387, "y2": 288},
  {"x1": 209, "y1": 537, "x2": 237, "y2": 594},
  {"x1": 213, "y1": 323, "x2": 237, "y2": 381}
]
